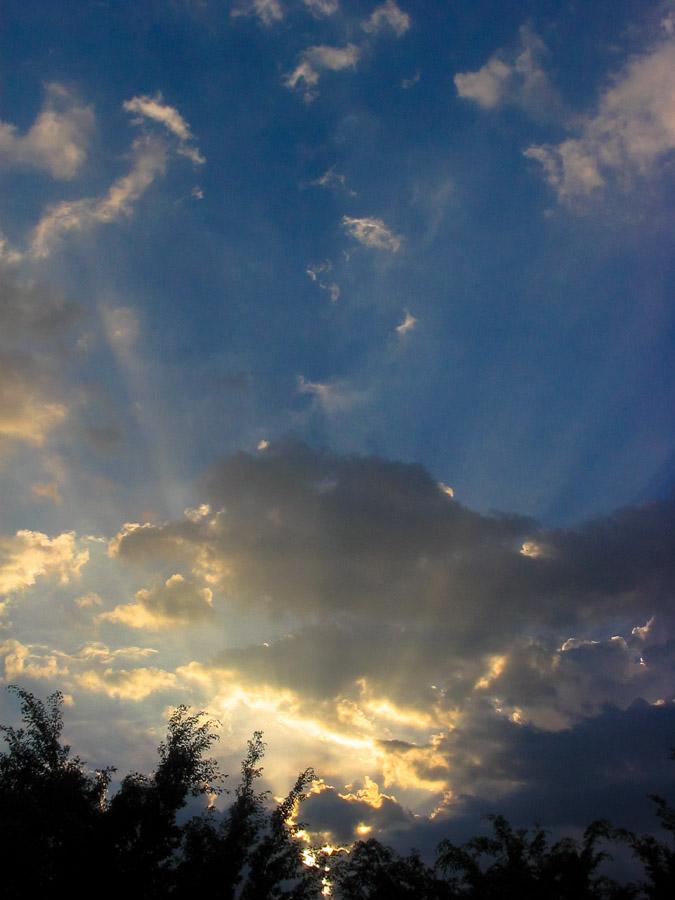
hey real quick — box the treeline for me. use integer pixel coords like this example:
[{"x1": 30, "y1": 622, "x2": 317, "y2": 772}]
[{"x1": 0, "y1": 686, "x2": 673, "y2": 899}]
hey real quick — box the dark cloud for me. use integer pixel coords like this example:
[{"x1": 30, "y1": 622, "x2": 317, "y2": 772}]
[{"x1": 112, "y1": 442, "x2": 675, "y2": 649}]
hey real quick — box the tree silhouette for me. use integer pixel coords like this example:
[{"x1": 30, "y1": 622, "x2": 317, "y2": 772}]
[
  {"x1": 0, "y1": 685, "x2": 112, "y2": 896},
  {"x1": 436, "y1": 814, "x2": 636, "y2": 899},
  {"x1": 2, "y1": 685, "x2": 675, "y2": 899}
]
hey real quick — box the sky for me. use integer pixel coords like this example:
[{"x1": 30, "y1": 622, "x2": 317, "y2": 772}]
[{"x1": 1, "y1": 0, "x2": 675, "y2": 857}]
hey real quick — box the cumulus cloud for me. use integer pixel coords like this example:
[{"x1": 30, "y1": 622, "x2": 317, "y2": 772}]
[
  {"x1": 0, "y1": 83, "x2": 94, "y2": 180},
  {"x1": 3, "y1": 443, "x2": 675, "y2": 850},
  {"x1": 75, "y1": 666, "x2": 177, "y2": 700},
  {"x1": 454, "y1": 25, "x2": 556, "y2": 116},
  {"x1": 342, "y1": 216, "x2": 402, "y2": 251},
  {"x1": 285, "y1": 45, "x2": 360, "y2": 101},
  {"x1": 524, "y1": 36, "x2": 675, "y2": 201},
  {"x1": 123, "y1": 93, "x2": 205, "y2": 165},
  {"x1": 362, "y1": 1, "x2": 410, "y2": 38},
  {"x1": 30, "y1": 136, "x2": 167, "y2": 258},
  {"x1": 0, "y1": 530, "x2": 88, "y2": 595},
  {"x1": 100, "y1": 573, "x2": 213, "y2": 629},
  {"x1": 108, "y1": 444, "x2": 675, "y2": 656}
]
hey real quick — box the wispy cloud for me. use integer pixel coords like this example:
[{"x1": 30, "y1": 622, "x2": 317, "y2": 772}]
[
  {"x1": 396, "y1": 311, "x2": 417, "y2": 335},
  {"x1": 285, "y1": 44, "x2": 360, "y2": 102},
  {"x1": 297, "y1": 376, "x2": 361, "y2": 413},
  {"x1": 30, "y1": 135, "x2": 167, "y2": 258},
  {"x1": 231, "y1": 0, "x2": 284, "y2": 27},
  {"x1": 525, "y1": 34, "x2": 675, "y2": 202},
  {"x1": 0, "y1": 83, "x2": 94, "y2": 180},
  {"x1": 362, "y1": 1, "x2": 410, "y2": 38},
  {"x1": 303, "y1": 0, "x2": 338, "y2": 16},
  {"x1": 123, "y1": 93, "x2": 205, "y2": 164},
  {"x1": 342, "y1": 215, "x2": 402, "y2": 251},
  {"x1": 310, "y1": 165, "x2": 354, "y2": 195}
]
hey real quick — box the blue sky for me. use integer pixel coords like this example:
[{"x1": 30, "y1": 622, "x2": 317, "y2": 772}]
[{"x1": 1, "y1": 0, "x2": 675, "y2": 855}]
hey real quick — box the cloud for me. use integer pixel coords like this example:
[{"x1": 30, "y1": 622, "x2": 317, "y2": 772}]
[
  {"x1": 123, "y1": 93, "x2": 205, "y2": 165},
  {"x1": 342, "y1": 216, "x2": 402, "y2": 251},
  {"x1": 108, "y1": 445, "x2": 675, "y2": 659},
  {"x1": 231, "y1": 0, "x2": 284, "y2": 27},
  {"x1": 306, "y1": 261, "x2": 341, "y2": 302},
  {"x1": 0, "y1": 265, "x2": 81, "y2": 454},
  {"x1": 303, "y1": 0, "x2": 338, "y2": 17},
  {"x1": 0, "y1": 357, "x2": 67, "y2": 448},
  {"x1": 297, "y1": 376, "x2": 362, "y2": 412},
  {"x1": 285, "y1": 45, "x2": 360, "y2": 101},
  {"x1": 396, "y1": 311, "x2": 417, "y2": 335},
  {"x1": 362, "y1": 1, "x2": 410, "y2": 38},
  {"x1": 524, "y1": 36, "x2": 675, "y2": 201},
  {"x1": 0, "y1": 530, "x2": 88, "y2": 595},
  {"x1": 454, "y1": 25, "x2": 556, "y2": 116},
  {"x1": 311, "y1": 166, "x2": 353, "y2": 194},
  {"x1": 75, "y1": 666, "x2": 177, "y2": 700},
  {"x1": 100, "y1": 573, "x2": 213, "y2": 629},
  {"x1": 103, "y1": 306, "x2": 140, "y2": 350},
  {"x1": 30, "y1": 135, "x2": 167, "y2": 258},
  {"x1": 0, "y1": 83, "x2": 94, "y2": 180}
]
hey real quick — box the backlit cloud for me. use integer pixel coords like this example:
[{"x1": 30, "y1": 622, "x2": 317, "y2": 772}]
[{"x1": 0, "y1": 530, "x2": 88, "y2": 595}]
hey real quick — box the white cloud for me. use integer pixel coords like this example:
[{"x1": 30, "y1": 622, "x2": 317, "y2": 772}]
[
  {"x1": 342, "y1": 215, "x2": 402, "y2": 251},
  {"x1": 123, "y1": 93, "x2": 205, "y2": 165},
  {"x1": 30, "y1": 136, "x2": 167, "y2": 258},
  {"x1": 0, "y1": 530, "x2": 88, "y2": 595},
  {"x1": 524, "y1": 37, "x2": 675, "y2": 201},
  {"x1": 304, "y1": 0, "x2": 338, "y2": 15},
  {"x1": 285, "y1": 45, "x2": 360, "y2": 101},
  {"x1": 396, "y1": 311, "x2": 417, "y2": 335},
  {"x1": 231, "y1": 0, "x2": 284, "y2": 26},
  {"x1": 0, "y1": 83, "x2": 94, "y2": 180},
  {"x1": 454, "y1": 25, "x2": 555, "y2": 115},
  {"x1": 362, "y1": 1, "x2": 410, "y2": 37}
]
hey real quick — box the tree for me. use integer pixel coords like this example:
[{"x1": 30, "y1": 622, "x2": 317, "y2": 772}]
[
  {"x1": 331, "y1": 838, "x2": 454, "y2": 900},
  {"x1": 436, "y1": 814, "x2": 635, "y2": 899},
  {"x1": 617, "y1": 752, "x2": 675, "y2": 900},
  {"x1": 0, "y1": 685, "x2": 112, "y2": 896},
  {"x1": 104, "y1": 704, "x2": 224, "y2": 896}
]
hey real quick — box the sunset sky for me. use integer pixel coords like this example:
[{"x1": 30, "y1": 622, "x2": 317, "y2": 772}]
[{"x1": 1, "y1": 0, "x2": 675, "y2": 854}]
